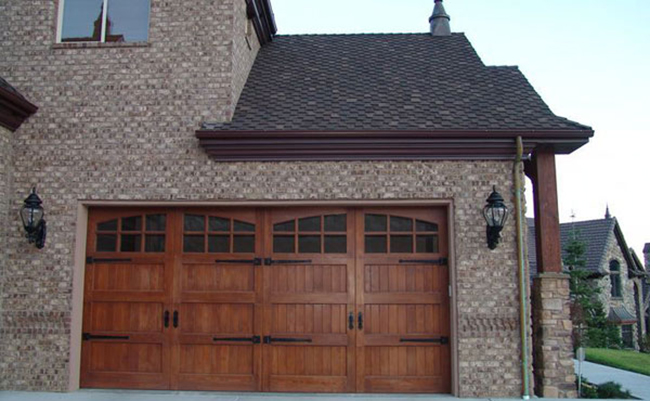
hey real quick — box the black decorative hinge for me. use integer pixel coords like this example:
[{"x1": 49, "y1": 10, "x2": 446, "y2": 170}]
[
  {"x1": 399, "y1": 336, "x2": 449, "y2": 344},
  {"x1": 215, "y1": 258, "x2": 262, "y2": 266},
  {"x1": 86, "y1": 257, "x2": 132, "y2": 264},
  {"x1": 263, "y1": 336, "x2": 312, "y2": 344},
  {"x1": 399, "y1": 257, "x2": 448, "y2": 265},
  {"x1": 213, "y1": 336, "x2": 261, "y2": 344},
  {"x1": 264, "y1": 258, "x2": 312, "y2": 266},
  {"x1": 83, "y1": 333, "x2": 129, "y2": 341}
]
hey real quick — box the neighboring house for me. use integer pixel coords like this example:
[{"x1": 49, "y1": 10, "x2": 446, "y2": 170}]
[
  {"x1": 0, "y1": 0, "x2": 594, "y2": 398},
  {"x1": 644, "y1": 244, "x2": 650, "y2": 338},
  {"x1": 528, "y1": 213, "x2": 649, "y2": 349}
]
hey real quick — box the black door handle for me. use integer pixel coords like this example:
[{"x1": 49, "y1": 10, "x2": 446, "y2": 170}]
[
  {"x1": 215, "y1": 258, "x2": 262, "y2": 265},
  {"x1": 348, "y1": 312, "x2": 354, "y2": 330},
  {"x1": 264, "y1": 258, "x2": 312, "y2": 266},
  {"x1": 358, "y1": 312, "x2": 363, "y2": 330},
  {"x1": 164, "y1": 311, "x2": 170, "y2": 328},
  {"x1": 173, "y1": 311, "x2": 179, "y2": 328}
]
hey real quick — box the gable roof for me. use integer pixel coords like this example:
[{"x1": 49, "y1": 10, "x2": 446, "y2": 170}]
[
  {"x1": 528, "y1": 217, "x2": 627, "y2": 276},
  {"x1": 197, "y1": 33, "x2": 593, "y2": 161},
  {"x1": 206, "y1": 33, "x2": 588, "y2": 132}
]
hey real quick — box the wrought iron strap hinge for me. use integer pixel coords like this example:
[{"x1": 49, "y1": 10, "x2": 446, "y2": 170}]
[
  {"x1": 86, "y1": 257, "x2": 133, "y2": 264},
  {"x1": 264, "y1": 258, "x2": 312, "y2": 266},
  {"x1": 213, "y1": 336, "x2": 261, "y2": 344},
  {"x1": 399, "y1": 336, "x2": 449, "y2": 344},
  {"x1": 398, "y1": 257, "x2": 448, "y2": 265},
  {"x1": 215, "y1": 258, "x2": 262, "y2": 266},
  {"x1": 263, "y1": 336, "x2": 312, "y2": 344},
  {"x1": 83, "y1": 333, "x2": 129, "y2": 341}
]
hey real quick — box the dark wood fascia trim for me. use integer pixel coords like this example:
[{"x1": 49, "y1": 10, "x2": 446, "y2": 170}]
[
  {"x1": 246, "y1": 0, "x2": 276, "y2": 46},
  {"x1": 0, "y1": 86, "x2": 38, "y2": 132},
  {"x1": 196, "y1": 129, "x2": 593, "y2": 162}
]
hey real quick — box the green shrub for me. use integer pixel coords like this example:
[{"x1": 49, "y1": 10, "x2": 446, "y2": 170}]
[
  {"x1": 596, "y1": 381, "x2": 633, "y2": 399},
  {"x1": 640, "y1": 334, "x2": 650, "y2": 354}
]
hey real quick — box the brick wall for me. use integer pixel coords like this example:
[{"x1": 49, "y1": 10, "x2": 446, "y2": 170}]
[
  {"x1": 0, "y1": 1, "x2": 530, "y2": 397},
  {"x1": 0, "y1": 125, "x2": 12, "y2": 335}
]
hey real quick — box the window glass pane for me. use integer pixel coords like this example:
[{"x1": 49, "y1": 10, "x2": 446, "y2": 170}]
[
  {"x1": 146, "y1": 214, "x2": 166, "y2": 232},
  {"x1": 390, "y1": 235, "x2": 413, "y2": 253},
  {"x1": 416, "y1": 235, "x2": 439, "y2": 253},
  {"x1": 145, "y1": 235, "x2": 165, "y2": 252},
  {"x1": 390, "y1": 216, "x2": 413, "y2": 232},
  {"x1": 61, "y1": 0, "x2": 104, "y2": 42},
  {"x1": 324, "y1": 214, "x2": 346, "y2": 232},
  {"x1": 120, "y1": 234, "x2": 141, "y2": 252},
  {"x1": 365, "y1": 214, "x2": 387, "y2": 232},
  {"x1": 209, "y1": 217, "x2": 230, "y2": 232},
  {"x1": 299, "y1": 216, "x2": 321, "y2": 232},
  {"x1": 208, "y1": 235, "x2": 230, "y2": 253},
  {"x1": 106, "y1": 0, "x2": 150, "y2": 42},
  {"x1": 416, "y1": 220, "x2": 438, "y2": 232},
  {"x1": 184, "y1": 214, "x2": 205, "y2": 232},
  {"x1": 299, "y1": 235, "x2": 321, "y2": 253},
  {"x1": 97, "y1": 219, "x2": 118, "y2": 231},
  {"x1": 274, "y1": 220, "x2": 295, "y2": 232},
  {"x1": 325, "y1": 235, "x2": 347, "y2": 254},
  {"x1": 233, "y1": 235, "x2": 255, "y2": 253},
  {"x1": 365, "y1": 235, "x2": 387, "y2": 253},
  {"x1": 273, "y1": 235, "x2": 294, "y2": 253},
  {"x1": 609, "y1": 260, "x2": 620, "y2": 272},
  {"x1": 122, "y1": 216, "x2": 142, "y2": 231},
  {"x1": 234, "y1": 220, "x2": 255, "y2": 232},
  {"x1": 183, "y1": 235, "x2": 204, "y2": 253},
  {"x1": 97, "y1": 234, "x2": 117, "y2": 252}
]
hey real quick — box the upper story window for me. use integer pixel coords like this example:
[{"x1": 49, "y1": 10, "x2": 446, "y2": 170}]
[
  {"x1": 59, "y1": 0, "x2": 150, "y2": 43},
  {"x1": 610, "y1": 260, "x2": 622, "y2": 298}
]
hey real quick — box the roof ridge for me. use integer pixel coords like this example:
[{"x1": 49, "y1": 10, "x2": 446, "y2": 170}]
[{"x1": 274, "y1": 32, "x2": 467, "y2": 38}]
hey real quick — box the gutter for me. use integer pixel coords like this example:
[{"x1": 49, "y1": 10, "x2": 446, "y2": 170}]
[{"x1": 514, "y1": 136, "x2": 531, "y2": 399}]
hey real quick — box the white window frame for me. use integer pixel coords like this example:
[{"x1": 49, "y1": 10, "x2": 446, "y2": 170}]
[{"x1": 56, "y1": 0, "x2": 149, "y2": 43}]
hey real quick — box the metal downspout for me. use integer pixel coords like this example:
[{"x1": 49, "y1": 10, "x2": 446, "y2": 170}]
[{"x1": 514, "y1": 136, "x2": 531, "y2": 399}]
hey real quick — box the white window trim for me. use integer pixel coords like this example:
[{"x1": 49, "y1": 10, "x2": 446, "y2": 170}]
[{"x1": 56, "y1": 0, "x2": 150, "y2": 44}]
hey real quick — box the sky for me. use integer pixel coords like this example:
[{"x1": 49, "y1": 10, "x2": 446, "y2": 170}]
[{"x1": 270, "y1": 0, "x2": 650, "y2": 258}]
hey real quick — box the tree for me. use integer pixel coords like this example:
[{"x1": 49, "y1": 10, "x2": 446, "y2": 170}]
[{"x1": 564, "y1": 232, "x2": 621, "y2": 348}]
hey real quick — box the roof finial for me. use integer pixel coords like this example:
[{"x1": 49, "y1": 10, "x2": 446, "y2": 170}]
[
  {"x1": 430, "y1": 0, "x2": 451, "y2": 36},
  {"x1": 605, "y1": 204, "x2": 611, "y2": 219}
]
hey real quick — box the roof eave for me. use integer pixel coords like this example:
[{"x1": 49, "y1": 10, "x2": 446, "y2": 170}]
[
  {"x1": 0, "y1": 85, "x2": 38, "y2": 131},
  {"x1": 195, "y1": 129, "x2": 593, "y2": 162}
]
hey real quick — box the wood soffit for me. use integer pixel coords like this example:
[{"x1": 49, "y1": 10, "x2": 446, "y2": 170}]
[
  {"x1": 195, "y1": 129, "x2": 594, "y2": 162},
  {"x1": 0, "y1": 85, "x2": 38, "y2": 132}
]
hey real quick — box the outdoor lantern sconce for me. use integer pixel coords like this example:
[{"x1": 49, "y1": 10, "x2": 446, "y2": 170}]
[
  {"x1": 20, "y1": 187, "x2": 46, "y2": 249},
  {"x1": 482, "y1": 186, "x2": 508, "y2": 250}
]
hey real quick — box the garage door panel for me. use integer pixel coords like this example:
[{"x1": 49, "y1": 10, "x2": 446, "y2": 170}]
[
  {"x1": 180, "y1": 303, "x2": 254, "y2": 334},
  {"x1": 179, "y1": 344, "x2": 254, "y2": 375},
  {"x1": 88, "y1": 342, "x2": 164, "y2": 374},
  {"x1": 92, "y1": 263, "x2": 165, "y2": 292},
  {"x1": 182, "y1": 263, "x2": 255, "y2": 292},
  {"x1": 271, "y1": 304, "x2": 348, "y2": 334},
  {"x1": 365, "y1": 264, "x2": 440, "y2": 293},
  {"x1": 364, "y1": 304, "x2": 442, "y2": 334},
  {"x1": 272, "y1": 264, "x2": 347, "y2": 294},
  {"x1": 89, "y1": 302, "x2": 163, "y2": 333}
]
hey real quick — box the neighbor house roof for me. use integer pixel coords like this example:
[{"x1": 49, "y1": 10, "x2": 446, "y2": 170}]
[
  {"x1": 608, "y1": 306, "x2": 637, "y2": 325},
  {"x1": 0, "y1": 76, "x2": 38, "y2": 131},
  {"x1": 528, "y1": 217, "x2": 637, "y2": 277},
  {"x1": 197, "y1": 33, "x2": 593, "y2": 161}
]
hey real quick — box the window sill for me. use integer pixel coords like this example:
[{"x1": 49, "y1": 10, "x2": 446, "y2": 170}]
[{"x1": 52, "y1": 41, "x2": 150, "y2": 50}]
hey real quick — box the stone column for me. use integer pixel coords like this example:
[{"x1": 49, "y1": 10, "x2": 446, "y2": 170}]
[
  {"x1": 532, "y1": 273, "x2": 576, "y2": 398},
  {"x1": 527, "y1": 148, "x2": 577, "y2": 398}
]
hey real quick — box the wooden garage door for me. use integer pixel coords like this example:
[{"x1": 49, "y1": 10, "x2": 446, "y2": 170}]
[{"x1": 81, "y1": 207, "x2": 449, "y2": 393}]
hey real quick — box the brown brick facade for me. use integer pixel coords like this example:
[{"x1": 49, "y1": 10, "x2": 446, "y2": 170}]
[
  {"x1": 0, "y1": 125, "x2": 12, "y2": 335},
  {"x1": 1, "y1": 0, "x2": 539, "y2": 397}
]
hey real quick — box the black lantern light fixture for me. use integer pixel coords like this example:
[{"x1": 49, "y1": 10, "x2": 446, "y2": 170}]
[
  {"x1": 482, "y1": 186, "x2": 508, "y2": 250},
  {"x1": 20, "y1": 187, "x2": 46, "y2": 249}
]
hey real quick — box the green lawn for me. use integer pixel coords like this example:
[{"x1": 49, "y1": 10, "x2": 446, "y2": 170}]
[{"x1": 585, "y1": 348, "x2": 650, "y2": 376}]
